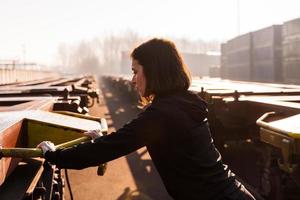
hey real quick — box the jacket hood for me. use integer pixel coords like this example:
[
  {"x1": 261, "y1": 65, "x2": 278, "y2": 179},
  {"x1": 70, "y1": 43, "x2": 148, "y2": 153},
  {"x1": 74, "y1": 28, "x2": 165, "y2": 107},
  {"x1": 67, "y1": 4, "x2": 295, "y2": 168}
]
[{"x1": 153, "y1": 90, "x2": 208, "y2": 123}]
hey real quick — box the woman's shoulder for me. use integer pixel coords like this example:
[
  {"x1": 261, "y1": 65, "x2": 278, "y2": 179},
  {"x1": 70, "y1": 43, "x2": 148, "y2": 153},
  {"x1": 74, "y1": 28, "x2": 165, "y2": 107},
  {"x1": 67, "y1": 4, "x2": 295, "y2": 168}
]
[
  {"x1": 149, "y1": 90, "x2": 206, "y2": 114},
  {"x1": 153, "y1": 90, "x2": 205, "y2": 105}
]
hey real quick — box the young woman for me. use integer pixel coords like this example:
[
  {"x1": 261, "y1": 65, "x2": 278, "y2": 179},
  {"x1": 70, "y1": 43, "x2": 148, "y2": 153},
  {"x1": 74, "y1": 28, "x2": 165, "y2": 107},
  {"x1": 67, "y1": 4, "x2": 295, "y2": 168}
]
[{"x1": 38, "y1": 38, "x2": 255, "y2": 200}]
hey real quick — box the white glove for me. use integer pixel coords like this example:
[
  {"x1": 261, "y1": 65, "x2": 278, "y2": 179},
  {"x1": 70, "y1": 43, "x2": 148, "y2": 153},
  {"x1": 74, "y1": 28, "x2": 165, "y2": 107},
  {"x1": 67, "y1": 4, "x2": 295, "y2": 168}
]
[
  {"x1": 37, "y1": 141, "x2": 56, "y2": 155},
  {"x1": 84, "y1": 129, "x2": 102, "y2": 140}
]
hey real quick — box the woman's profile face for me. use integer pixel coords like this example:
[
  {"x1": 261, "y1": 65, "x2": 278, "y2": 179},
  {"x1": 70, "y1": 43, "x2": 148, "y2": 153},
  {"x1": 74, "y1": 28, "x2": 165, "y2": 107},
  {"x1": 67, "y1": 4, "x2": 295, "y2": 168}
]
[{"x1": 131, "y1": 59, "x2": 146, "y2": 97}]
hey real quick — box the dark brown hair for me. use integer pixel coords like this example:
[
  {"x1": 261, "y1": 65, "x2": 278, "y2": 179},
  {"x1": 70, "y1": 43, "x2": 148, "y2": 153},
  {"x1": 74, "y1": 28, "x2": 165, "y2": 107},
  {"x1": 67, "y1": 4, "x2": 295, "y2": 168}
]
[{"x1": 131, "y1": 38, "x2": 191, "y2": 97}]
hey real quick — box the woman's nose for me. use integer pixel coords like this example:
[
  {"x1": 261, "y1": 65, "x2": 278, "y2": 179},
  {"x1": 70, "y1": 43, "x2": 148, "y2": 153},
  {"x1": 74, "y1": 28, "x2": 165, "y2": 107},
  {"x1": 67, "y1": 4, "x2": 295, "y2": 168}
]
[{"x1": 131, "y1": 75, "x2": 136, "y2": 85}]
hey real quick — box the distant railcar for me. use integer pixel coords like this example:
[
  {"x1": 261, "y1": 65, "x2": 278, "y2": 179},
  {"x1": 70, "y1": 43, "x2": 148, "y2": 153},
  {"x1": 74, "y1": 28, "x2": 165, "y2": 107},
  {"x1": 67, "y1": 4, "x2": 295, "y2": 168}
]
[
  {"x1": 181, "y1": 53, "x2": 220, "y2": 77},
  {"x1": 209, "y1": 66, "x2": 220, "y2": 77}
]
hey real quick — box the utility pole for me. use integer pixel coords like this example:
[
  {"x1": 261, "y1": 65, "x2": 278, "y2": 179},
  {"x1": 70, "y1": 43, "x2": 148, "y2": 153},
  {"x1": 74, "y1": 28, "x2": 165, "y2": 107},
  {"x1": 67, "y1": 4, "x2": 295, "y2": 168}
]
[{"x1": 237, "y1": 0, "x2": 240, "y2": 35}]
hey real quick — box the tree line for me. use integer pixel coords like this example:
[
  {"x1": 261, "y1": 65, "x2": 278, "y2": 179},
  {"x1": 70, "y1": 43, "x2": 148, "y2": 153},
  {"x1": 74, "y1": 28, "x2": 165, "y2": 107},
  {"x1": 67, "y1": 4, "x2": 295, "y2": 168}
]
[{"x1": 56, "y1": 31, "x2": 220, "y2": 75}]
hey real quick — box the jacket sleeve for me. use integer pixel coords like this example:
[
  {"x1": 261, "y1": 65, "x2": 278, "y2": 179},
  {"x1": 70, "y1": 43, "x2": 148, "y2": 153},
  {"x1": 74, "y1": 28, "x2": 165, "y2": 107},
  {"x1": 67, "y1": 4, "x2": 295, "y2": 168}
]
[{"x1": 45, "y1": 106, "x2": 165, "y2": 169}]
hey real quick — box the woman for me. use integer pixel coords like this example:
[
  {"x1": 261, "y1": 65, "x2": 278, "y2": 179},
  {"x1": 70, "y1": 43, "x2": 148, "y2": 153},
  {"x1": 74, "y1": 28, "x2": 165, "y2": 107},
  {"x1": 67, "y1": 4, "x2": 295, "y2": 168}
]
[{"x1": 38, "y1": 38, "x2": 255, "y2": 200}]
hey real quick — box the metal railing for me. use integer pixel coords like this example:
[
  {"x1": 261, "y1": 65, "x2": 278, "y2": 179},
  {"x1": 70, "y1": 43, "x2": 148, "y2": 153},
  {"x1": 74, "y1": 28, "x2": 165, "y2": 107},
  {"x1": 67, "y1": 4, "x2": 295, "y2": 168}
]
[{"x1": 0, "y1": 60, "x2": 60, "y2": 85}]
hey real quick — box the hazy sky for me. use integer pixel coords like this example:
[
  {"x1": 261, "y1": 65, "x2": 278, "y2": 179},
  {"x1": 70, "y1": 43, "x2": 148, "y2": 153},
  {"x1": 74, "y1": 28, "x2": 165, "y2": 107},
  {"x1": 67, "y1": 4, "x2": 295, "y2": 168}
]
[{"x1": 0, "y1": 0, "x2": 299, "y2": 65}]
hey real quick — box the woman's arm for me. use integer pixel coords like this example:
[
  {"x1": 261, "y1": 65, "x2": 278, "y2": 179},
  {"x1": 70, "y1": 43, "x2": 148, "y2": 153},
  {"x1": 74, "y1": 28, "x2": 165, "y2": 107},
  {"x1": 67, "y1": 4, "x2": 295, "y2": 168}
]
[{"x1": 45, "y1": 107, "x2": 165, "y2": 169}]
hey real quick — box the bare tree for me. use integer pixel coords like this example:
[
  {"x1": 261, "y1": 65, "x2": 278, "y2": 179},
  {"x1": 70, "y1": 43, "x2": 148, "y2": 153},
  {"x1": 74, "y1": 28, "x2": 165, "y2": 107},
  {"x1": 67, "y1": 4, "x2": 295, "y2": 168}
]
[{"x1": 70, "y1": 40, "x2": 100, "y2": 74}]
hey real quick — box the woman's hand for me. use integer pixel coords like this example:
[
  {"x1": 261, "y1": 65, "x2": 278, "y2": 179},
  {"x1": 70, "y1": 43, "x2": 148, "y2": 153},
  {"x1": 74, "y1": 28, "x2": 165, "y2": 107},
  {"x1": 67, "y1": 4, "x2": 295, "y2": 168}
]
[
  {"x1": 84, "y1": 129, "x2": 103, "y2": 140},
  {"x1": 37, "y1": 141, "x2": 56, "y2": 155}
]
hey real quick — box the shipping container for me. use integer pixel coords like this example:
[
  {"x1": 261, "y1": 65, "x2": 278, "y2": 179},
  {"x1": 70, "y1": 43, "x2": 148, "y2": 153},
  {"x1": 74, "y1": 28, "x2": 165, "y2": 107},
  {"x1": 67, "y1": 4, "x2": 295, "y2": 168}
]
[
  {"x1": 181, "y1": 53, "x2": 220, "y2": 77},
  {"x1": 282, "y1": 17, "x2": 300, "y2": 84},
  {"x1": 209, "y1": 66, "x2": 220, "y2": 77},
  {"x1": 220, "y1": 43, "x2": 228, "y2": 79},
  {"x1": 252, "y1": 25, "x2": 282, "y2": 83},
  {"x1": 222, "y1": 33, "x2": 253, "y2": 81}
]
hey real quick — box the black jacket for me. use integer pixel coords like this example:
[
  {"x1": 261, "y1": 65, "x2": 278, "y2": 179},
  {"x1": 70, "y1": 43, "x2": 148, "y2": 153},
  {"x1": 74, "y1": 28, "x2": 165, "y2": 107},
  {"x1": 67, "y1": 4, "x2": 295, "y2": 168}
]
[{"x1": 45, "y1": 90, "x2": 241, "y2": 199}]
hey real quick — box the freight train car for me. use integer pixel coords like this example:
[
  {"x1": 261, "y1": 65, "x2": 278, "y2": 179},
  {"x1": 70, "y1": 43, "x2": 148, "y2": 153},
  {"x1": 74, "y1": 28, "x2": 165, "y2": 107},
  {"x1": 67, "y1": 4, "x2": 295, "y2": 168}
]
[
  {"x1": 0, "y1": 74, "x2": 106, "y2": 200},
  {"x1": 191, "y1": 79, "x2": 300, "y2": 200}
]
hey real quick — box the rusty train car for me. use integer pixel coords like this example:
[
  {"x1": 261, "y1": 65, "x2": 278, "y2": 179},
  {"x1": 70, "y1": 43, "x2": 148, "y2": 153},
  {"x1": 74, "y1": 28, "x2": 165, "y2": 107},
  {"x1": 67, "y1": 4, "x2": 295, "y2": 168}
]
[
  {"x1": 221, "y1": 17, "x2": 300, "y2": 85},
  {"x1": 0, "y1": 74, "x2": 106, "y2": 200}
]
